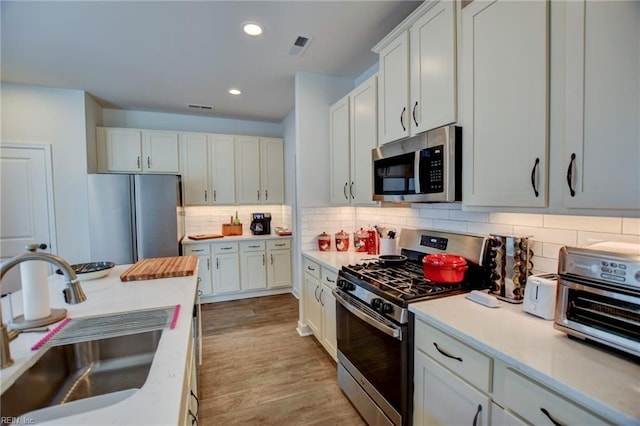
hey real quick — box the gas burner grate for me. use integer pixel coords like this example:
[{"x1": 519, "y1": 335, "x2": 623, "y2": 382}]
[{"x1": 344, "y1": 261, "x2": 468, "y2": 301}]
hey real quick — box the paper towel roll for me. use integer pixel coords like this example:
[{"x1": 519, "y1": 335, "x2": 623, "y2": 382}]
[{"x1": 20, "y1": 260, "x2": 51, "y2": 321}]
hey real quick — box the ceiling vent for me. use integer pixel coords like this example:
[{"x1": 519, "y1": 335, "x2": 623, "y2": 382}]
[
  {"x1": 187, "y1": 104, "x2": 213, "y2": 111},
  {"x1": 290, "y1": 35, "x2": 312, "y2": 57}
]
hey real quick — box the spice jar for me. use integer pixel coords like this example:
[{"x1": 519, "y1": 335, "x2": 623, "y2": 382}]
[
  {"x1": 353, "y1": 228, "x2": 368, "y2": 252},
  {"x1": 317, "y1": 232, "x2": 331, "y2": 251},
  {"x1": 335, "y1": 230, "x2": 349, "y2": 252}
]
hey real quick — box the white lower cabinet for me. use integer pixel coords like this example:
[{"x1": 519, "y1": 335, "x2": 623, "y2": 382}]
[
  {"x1": 267, "y1": 239, "x2": 291, "y2": 288},
  {"x1": 240, "y1": 241, "x2": 267, "y2": 291},
  {"x1": 302, "y1": 257, "x2": 338, "y2": 360},
  {"x1": 183, "y1": 244, "x2": 213, "y2": 296},
  {"x1": 414, "y1": 318, "x2": 614, "y2": 426},
  {"x1": 182, "y1": 323, "x2": 199, "y2": 426},
  {"x1": 414, "y1": 351, "x2": 489, "y2": 426},
  {"x1": 212, "y1": 242, "x2": 240, "y2": 294}
]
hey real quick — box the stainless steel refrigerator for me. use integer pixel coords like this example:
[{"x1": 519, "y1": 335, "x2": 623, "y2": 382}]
[{"x1": 87, "y1": 174, "x2": 184, "y2": 265}]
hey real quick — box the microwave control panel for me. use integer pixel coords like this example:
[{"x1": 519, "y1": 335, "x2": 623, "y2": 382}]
[
  {"x1": 562, "y1": 253, "x2": 640, "y2": 289},
  {"x1": 419, "y1": 146, "x2": 444, "y2": 193}
]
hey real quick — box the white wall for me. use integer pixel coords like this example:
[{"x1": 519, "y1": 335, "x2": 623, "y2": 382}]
[
  {"x1": 84, "y1": 93, "x2": 103, "y2": 173},
  {"x1": 1, "y1": 83, "x2": 92, "y2": 263},
  {"x1": 300, "y1": 205, "x2": 640, "y2": 275},
  {"x1": 102, "y1": 109, "x2": 283, "y2": 138}
]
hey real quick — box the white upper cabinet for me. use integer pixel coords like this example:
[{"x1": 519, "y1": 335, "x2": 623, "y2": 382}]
[
  {"x1": 563, "y1": 0, "x2": 640, "y2": 210},
  {"x1": 329, "y1": 75, "x2": 378, "y2": 205},
  {"x1": 97, "y1": 127, "x2": 179, "y2": 174},
  {"x1": 378, "y1": 32, "x2": 410, "y2": 144},
  {"x1": 375, "y1": 1, "x2": 457, "y2": 145},
  {"x1": 260, "y1": 138, "x2": 285, "y2": 204},
  {"x1": 209, "y1": 135, "x2": 236, "y2": 205},
  {"x1": 180, "y1": 133, "x2": 209, "y2": 205},
  {"x1": 235, "y1": 136, "x2": 284, "y2": 205},
  {"x1": 461, "y1": 0, "x2": 549, "y2": 207},
  {"x1": 410, "y1": 0, "x2": 456, "y2": 134}
]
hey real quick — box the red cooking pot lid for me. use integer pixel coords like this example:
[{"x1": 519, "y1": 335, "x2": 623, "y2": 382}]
[{"x1": 422, "y1": 253, "x2": 467, "y2": 268}]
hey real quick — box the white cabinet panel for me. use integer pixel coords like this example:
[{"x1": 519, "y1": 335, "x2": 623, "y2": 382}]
[
  {"x1": 260, "y1": 138, "x2": 284, "y2": 204},
  {"x1": 210, "y1": 135, "x2": 236, "y2": 204},
  {"x1": 462, "y1": 0, "x2": 548, "y2": 207},
  {"x1": 240, "y1": 241, "x2": 266, "y2": 291},
  {"x1": 378, "y1": 31, "x2": 410, "y2": 144},
  {"x1": 304, "y1": 272, "x2": 322, "y2": 337},
  {"x1": 212, "y1": 242, "x2": 239, "y2": 294},
  {"x1": 97, "y1": 127, "x2": 142, "y2": 173},
  {"x1": 563, "y1": 0, "x2": 640, "y2": 209},
  {"x1": 180, "y1": 133, "x2": 209, "y2": 206},
  {"x1": 329, "y1": 95, "x2": 351, "y2": 205},
  {"x1": 142, "y1": 130, "x2": 179, "y2": 173},
  {"x1": 234, "y1": 136, "x2": 261, "y2": 204},
  {"x1": 267, "y1": 240, "x2": 291, "y2": 289}
]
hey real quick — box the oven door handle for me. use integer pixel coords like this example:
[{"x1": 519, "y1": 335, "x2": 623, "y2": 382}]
[{"x1": 333, "y1": 291, "x2": 402, "y2": 340}]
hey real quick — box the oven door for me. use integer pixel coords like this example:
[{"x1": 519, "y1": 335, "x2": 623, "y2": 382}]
[{"x1": 334, "y1": 289, "x2": 409, "y2": 426}]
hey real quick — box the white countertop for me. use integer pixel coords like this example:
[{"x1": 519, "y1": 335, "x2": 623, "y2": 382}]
[
  {"x1": 1, "y1": 264, "x2": 198, "y2": 425},
  {"x1": 182, "y1": 234, "x2": 292, "y2": 245},
  {"x1": 409, "y1": 295, "x2": 640, "y2": 425},
  {"x1": 302, "y1": 250, "x2": 376, "y2": 272}
]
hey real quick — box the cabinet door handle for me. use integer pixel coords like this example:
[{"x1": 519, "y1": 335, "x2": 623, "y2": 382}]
[
  {"x1": 307, "y1": 266, "x2": 315, "y2": 272},
  {"x1": 204, "y1": 190, "x2": 208, "y2": 202},
  {"x1": 191, "y1": 249, "x2": 204, "y2": 253},
  {"x1": 530, "y1": 157, "x2": 540, "y2": 197},
  {"x1": 433, "y1": 342, "x2": 463, "y2": 362},
  {"x1": 147, "y1": 156, "x2": 151, "y2": 169},
  {"x1": 207, "y1": 258, "x2": 210, "y2": 270},
  {"x1": 220, "y1": 247, "x2": 233, "y2": 250},
  {"x1": 343, "y1": 182, "x2": 349, "y2": 200},
  {"x1": 188, "y1": 409, "x2": 198, "y2": 426},
  {"x1": 319, "y1": 288, "x2": 324, "y2": 306},
  {"x1": 248, "y1": 245, "x2": 261, "y2": 248},
  {"x1": 325, "y1": 277, "x2": 335, "y2": 283},
  {"x1": 540, "y1": 408, "x2": 564, "y2": 426},
  {"x1": 257, "y1": 189, "x2": 260, "y2": 201},
  {"x1": 566, "y1": 153, "x2": 576, "y2": 197},
  {"x1": 137, "y1": 156, "x2": 141, "y2": 168},
  {"x1": 190, "y1": 389, "x2": 200, "y2": 416},
  {"x1": 262, "y1": 254, "x2": 265, "y2": 265},
  {"x1": 275, "y1": 243, "x2": 286, "y2": 247},
  {"x1": 472, "y1": 404, "x2": 482, "y2": 426},
  {"x1": 314, "y1": 285, "x2": 320, "y2": 302},
  {"x1": 349, "y1": 181, "x2": 355, "y2": 199},
  {"x1": 216, "y1": 258, "x2": 219, "y2": 269},
  {"x1": 270, "y1": 254, "x2": 274, "y2": 265},
  {"x1": 265, "y1": 190, "x2": 268, "y2": 201},
  {"x1": 213, "y1": 190, "x2": 216, "y2": 202},
  {"x1": 400, "y1": 107, "x2": 406, "y2": 131},
  {"x1": 412, "y1": 101, "x2": 419, "y2": 127}
]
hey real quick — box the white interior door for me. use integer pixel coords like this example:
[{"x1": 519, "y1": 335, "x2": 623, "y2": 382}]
[{"x1": 0, "y1": 144, "x2": 56, "y2": 294}]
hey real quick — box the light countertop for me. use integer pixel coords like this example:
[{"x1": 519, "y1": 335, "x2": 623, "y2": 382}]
[
  {"x1": 1, "y1": 264, "x2": 198, "y2": 425},
  {"x1": 409, "y1": 295, "x2": 640, "y2": 425},
  {"x1": 302, "y1": 250, "x2": 376, "y2": 272},
  {"x1": 182, "y1": 234, "x2": 292, "y2": 245}
]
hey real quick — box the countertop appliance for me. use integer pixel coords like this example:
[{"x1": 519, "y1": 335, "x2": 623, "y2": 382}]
[
  {"x1": 555, "y1": 242, "x2": 640, "y2": 358},
  {"x1": 249, "y1": 212, "x2": 271, "y2": 235},
  {"x1": 334, "y1": 228, "x2": 493, "y2": 426},
  {"x1": 523, "y1": 273, "x2": 557, "y2": 320},
  {"x1": 87, "y1": 174, "x2": 183, "y2": 265},
  {"x1": 372, "y1": 125, "x2": 461, "y2": 203}
]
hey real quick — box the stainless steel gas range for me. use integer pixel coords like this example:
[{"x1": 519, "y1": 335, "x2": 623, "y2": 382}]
[{"x1": 334, "y1": 228, "x2": 494, "y2": 426}]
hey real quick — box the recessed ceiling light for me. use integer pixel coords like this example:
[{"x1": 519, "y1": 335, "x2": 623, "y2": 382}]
[
  {"x1": 228, "y1": 88, "x2": 242, "y2": 95},
  {"x1": 243, "y1": 22, "x2": 263, "y2": 36}
]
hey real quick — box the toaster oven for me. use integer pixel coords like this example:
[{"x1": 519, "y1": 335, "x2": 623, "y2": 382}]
[{"x1": 554, "y1": 242, "x2": 640, "y2": 358}]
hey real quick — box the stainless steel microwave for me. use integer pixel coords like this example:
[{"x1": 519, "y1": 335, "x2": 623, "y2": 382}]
[{"x1": 372, "y1": 125, "x2": 461, "y2": 203}]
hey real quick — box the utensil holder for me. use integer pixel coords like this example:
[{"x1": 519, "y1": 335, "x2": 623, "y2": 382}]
[
  {"x1": 488, "y1": 233, "x2": 534, "y2": 303},
  {"x1": 221, "y1": 224, "x2": 243, "y2": 236}
]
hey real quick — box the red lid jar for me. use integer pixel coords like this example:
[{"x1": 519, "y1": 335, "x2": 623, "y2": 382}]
[
  {"x1": 422, "y1": 254, "x2": 468, "y2": 284},
  {"x1": 353, "y1": 228, "x2": 369, "y2": 252},
  {"x1": 335, "y1": 230, "x2": 349, "y2": 252},
  {"x1": 317, "y1": 232, "x2": 331, "y2": 251}
]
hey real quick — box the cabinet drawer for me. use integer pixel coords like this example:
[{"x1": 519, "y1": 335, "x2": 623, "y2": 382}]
[
  {"x1": 267, "y1": 239, "x2": 291, "y2": 250},
  {"x1": 501, "y1": 367, "x2": 610, "y2": 425},
  {"x1": 240, "y1": 240, "x2": 266, "y2": 252},
  {"x1": 415, "y1": 319, "x2": 491, "y2": 393},
  {"x1": 184, "y1": 244, "x2": 210, "y2": 256},
  {"x1": 212, "y1": 242, "x2": 239, "y2": 254},
  {"x1": 303, "y1": 257, "x2": 320, "y2": 279},
  {"x1": 321, "y1": 267, "x2": 338, "y2": 290}
]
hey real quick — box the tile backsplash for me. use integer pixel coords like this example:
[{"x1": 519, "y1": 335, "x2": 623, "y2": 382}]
[
  {"x1": 184, "y1": 205, "x2": 292, "y2": 236},
  {"x1": 300, "y1": 204, "x2": 640, "y2": 274}
]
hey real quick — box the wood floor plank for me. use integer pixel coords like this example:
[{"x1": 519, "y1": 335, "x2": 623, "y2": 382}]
[{"x1": 198, "y1": 294, "x2": 365, "y2": 425}]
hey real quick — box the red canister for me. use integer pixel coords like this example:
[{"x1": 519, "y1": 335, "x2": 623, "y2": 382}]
[
  {"x1": 354, "y1": 228, "x2": 369, "y2": 252},
  {"x1": 335, "y1": 230, "x2": 349, "y2": 252},
  {"x1": 422, "y1": 254, "x2": 468, "y2": 284},
  {"x1": 317, "y1": 232, "x2": 331, "y2": 251}
]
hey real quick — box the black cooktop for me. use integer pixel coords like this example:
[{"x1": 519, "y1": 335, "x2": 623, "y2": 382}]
[{"x1": 340, "y1": 259, "x2": 470, "y2": 304}]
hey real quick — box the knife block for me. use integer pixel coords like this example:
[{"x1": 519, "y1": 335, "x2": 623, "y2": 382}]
[{"x1": 222, "y1": 223, "x2": 243, "y2": 236}]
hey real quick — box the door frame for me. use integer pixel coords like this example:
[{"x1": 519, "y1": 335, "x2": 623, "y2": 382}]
[{"x1": 1, "y1": 142, "x2": 58, "y2": 255}]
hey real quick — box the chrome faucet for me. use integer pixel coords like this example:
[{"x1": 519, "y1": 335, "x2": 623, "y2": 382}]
[{"x1": 0, "y1": 249, "x2": 87, "y2": 368}]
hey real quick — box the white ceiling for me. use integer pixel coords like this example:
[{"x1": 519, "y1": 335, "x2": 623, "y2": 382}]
[{"x1": 1, "y1": 1, "x2": 422, "y2": 123}]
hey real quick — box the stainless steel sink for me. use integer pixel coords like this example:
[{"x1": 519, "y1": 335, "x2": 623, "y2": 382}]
[{"x1": 1, "y1": 329, "x2": 163, "y2": 422}]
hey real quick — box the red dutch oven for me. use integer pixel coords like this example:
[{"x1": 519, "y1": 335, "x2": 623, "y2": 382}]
[{"x1": 422, "y1": 254, "x2": 468, "y2": 284}]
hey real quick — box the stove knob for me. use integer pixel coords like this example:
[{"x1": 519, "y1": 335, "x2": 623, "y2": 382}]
[
  {"x1": 337, "y1": 280, "x2": 355, "y2": 291},
  {"x1": 381, "y1": 303, "x2": 394, "y2": 314},
  {"x1": 371, "y1": 298, "x2": 383, "y2": 311}
]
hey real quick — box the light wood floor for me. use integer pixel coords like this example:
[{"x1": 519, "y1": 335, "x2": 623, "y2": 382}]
[{"x1": 198, "y1": 294, "x2": 366, "y2": 425}]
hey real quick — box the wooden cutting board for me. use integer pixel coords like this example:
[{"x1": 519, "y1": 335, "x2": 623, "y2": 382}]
[
  {"x1": 188, "y1": 234, "x2": 224, "y2": 240},
  {"x1": 120, "y1": 256, "x2": 198, "y2": 282}
]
